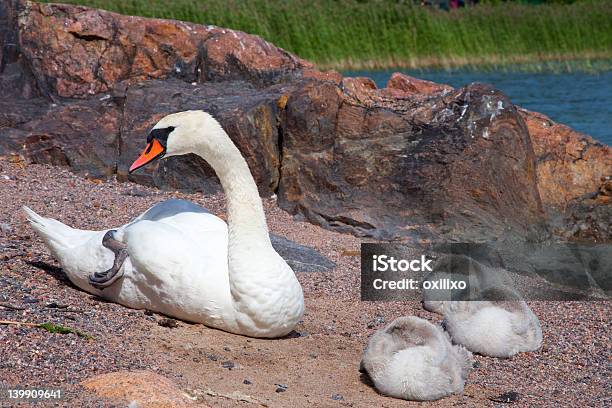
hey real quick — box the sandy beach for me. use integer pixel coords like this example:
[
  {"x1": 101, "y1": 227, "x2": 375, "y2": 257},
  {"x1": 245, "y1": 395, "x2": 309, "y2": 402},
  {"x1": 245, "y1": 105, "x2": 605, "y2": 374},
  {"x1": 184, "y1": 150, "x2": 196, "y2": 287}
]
[{"x1": 0, "y1": 158, "x2": 609, "y2": 407}]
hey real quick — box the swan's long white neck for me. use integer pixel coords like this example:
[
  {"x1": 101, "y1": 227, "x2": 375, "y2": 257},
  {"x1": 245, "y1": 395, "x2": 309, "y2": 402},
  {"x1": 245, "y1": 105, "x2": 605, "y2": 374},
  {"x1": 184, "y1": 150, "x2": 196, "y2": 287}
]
[
  {"x1": 188, "y1": 119, "x2": 303, "y2": 337},
  {"x1": 192, "y1": 124, "x2": 272, "y2": 250}
]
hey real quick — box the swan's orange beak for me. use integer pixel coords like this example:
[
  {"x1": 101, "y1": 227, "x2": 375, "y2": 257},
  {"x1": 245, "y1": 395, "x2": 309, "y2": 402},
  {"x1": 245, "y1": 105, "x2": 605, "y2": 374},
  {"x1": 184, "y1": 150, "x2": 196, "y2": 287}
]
[{"x1": 129, "y1": 139, "x2": 166, "y2": 173}]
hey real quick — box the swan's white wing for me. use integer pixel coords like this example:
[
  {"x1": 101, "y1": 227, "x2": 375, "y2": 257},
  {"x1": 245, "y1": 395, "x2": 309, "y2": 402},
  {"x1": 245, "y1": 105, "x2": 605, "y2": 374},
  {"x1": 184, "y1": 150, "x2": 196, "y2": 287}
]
[
  {"x1": 121, "y1": 198, "x2": 230, "y2": 284},
  {"x1": 114, "y1": 215, "x2": 234, "y2": 327},
  {"x1": 126, "y1": 198, "x2": 228, "y2": 259}
]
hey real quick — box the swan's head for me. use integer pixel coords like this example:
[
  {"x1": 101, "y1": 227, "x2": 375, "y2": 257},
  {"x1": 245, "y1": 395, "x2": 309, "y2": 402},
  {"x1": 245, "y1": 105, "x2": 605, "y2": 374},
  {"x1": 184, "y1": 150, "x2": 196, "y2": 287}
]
[{"x1": 129, "y1": 110, "x2": 226, "y2": 173}]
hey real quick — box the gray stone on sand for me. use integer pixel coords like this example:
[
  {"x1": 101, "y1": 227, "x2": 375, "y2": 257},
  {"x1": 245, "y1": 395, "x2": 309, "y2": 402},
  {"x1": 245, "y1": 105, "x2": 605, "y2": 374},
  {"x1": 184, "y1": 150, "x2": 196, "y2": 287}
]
[{"x1": 270, "y1": 234, "x2": 336, "y2": 273}]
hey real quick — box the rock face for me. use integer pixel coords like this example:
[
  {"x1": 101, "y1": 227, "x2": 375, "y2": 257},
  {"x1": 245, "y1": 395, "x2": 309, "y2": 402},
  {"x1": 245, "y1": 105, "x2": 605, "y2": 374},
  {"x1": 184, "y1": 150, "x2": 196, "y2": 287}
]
[
  {"x1": 1, "y1": 1, "x2": 316, "y2": 194},
  {"x1": 556, "y1": 177, "x2": 612, "y2": 243},
  {"x1": 520, "y1": 109, "x2": 611, "y2": 208},
  {"x1": 279, "y1": 79, "x2": 544, "y2": 240},
  {"x1": 18, "y1": 1, "x2": 309, "y2": 98},
  {"x1": 0, "y1": 0, "x2": 609, "y2": 241},
  {"x1": 519, "y1": 108, "x2": 610, "y2": 243}
]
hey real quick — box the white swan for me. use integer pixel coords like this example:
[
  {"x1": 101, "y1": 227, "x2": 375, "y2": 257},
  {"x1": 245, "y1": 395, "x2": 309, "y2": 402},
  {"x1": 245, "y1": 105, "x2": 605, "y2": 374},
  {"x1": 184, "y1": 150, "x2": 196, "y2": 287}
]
[
  {"x1": 23, "y1": 110, "x2": 304, "y2": 338},
  {"x1": 360, "y1": 316, "x2": 473, "y2": 401}
]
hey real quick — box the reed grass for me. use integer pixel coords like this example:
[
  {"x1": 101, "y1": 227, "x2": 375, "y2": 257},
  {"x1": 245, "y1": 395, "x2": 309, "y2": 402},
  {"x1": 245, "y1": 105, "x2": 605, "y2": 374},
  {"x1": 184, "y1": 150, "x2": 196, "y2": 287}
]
[{"x1": 41, "y1": 0, "x2": 612, "y2": 71}]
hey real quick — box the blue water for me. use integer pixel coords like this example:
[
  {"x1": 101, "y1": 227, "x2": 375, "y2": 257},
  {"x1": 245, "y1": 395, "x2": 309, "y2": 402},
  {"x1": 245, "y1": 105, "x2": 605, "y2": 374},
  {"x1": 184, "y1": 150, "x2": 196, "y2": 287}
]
[{"x1": 345, "y1": 69, "x2": 612, "y2": 145}]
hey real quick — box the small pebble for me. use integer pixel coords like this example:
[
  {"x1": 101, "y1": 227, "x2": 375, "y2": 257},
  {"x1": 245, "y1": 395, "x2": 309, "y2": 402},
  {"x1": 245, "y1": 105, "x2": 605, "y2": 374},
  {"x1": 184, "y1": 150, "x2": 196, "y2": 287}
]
[
  {"x1": 490, "y1": 391, "x2": 521, "y2": 403},
  {"x1": 157, "y1": 318, "x2": 178, "y2": 328},
  {"x1": 45, "y1": 302, "x2": 67, "y2": 309},
  {"x1": 366, "y1": 315, "x2": 385, "y2": 328},
  {"x1": 122, "y1": 188, "x2": 151, "y2": 197}
]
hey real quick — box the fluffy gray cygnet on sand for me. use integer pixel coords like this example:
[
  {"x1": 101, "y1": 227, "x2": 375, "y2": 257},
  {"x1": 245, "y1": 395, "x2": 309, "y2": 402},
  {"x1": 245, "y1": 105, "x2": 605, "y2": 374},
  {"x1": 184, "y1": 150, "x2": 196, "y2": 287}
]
[
  {"x1": 360, "y1": 316, "x2": 473, "y2": 401},
  {"x1": 442, "y1": 287, "x2": 543, "y2": 358},
  {"x1": 421, "y1": 254, "x2": 543, "y2": 358}
]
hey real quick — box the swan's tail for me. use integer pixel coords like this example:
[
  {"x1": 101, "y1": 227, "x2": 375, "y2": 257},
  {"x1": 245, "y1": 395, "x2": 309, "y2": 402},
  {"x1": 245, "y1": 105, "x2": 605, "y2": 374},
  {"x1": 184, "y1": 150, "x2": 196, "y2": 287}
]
[{"x1": 22, "y1": 206, "x2": 95, "y2": 258}]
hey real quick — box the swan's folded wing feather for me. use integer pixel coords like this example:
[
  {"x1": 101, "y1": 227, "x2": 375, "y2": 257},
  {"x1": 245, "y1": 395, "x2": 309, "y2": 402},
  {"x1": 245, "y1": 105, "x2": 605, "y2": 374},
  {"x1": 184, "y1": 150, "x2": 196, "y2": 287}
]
[{"x1": 131, "y1": 199, "x2": 212, "y2": 223}]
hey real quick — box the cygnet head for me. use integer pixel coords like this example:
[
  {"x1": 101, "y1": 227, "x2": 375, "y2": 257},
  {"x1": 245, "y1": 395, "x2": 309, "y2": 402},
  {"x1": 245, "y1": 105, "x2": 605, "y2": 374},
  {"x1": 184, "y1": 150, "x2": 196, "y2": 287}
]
[
  {"x1": 383, "y1": 316, "x2": 444, "y2": 348},
  {"x1": 129, "y1": 110, "x2": 230, "y2": 173}
]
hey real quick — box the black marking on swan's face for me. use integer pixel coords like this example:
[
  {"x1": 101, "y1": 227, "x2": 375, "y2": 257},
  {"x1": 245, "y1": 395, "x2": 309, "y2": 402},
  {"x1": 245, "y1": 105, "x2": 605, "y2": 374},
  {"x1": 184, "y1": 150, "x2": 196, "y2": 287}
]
[{"x1": 147, "y1": 126, "x2": 175, "y2": 148}]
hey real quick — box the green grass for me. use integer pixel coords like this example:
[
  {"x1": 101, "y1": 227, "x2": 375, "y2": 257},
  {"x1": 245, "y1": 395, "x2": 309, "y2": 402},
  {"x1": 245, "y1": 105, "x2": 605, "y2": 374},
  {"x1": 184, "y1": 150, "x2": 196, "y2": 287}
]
[
  {"x1": 40, "y1": 0, "x2": 612, "y2": 70},
  {"x1": 38, "y1": 322, "x2": 93, "y2": 339}
]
